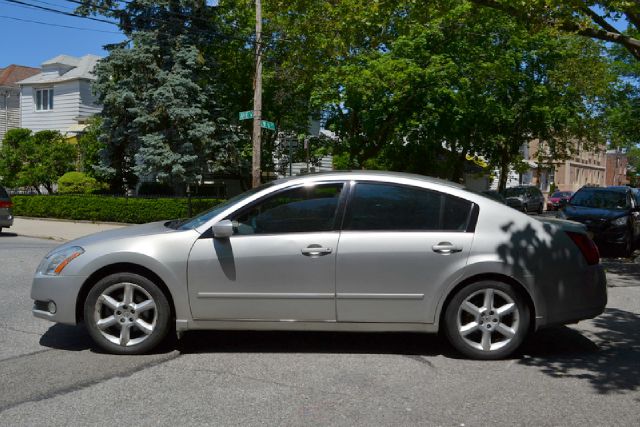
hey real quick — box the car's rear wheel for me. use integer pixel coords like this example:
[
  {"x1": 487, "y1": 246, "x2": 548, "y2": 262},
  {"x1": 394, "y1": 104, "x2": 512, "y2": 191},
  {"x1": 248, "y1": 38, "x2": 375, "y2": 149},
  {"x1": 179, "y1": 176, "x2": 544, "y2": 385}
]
[
  {"x1": 84, "y1": 273, "x2": 171, "y2": 355},
  {"x1": 444, "y1": 281, "x2": 530, "y2": 359},
  {"x1": 537, "y1": 203, "x2": 544, "y2": 214}
]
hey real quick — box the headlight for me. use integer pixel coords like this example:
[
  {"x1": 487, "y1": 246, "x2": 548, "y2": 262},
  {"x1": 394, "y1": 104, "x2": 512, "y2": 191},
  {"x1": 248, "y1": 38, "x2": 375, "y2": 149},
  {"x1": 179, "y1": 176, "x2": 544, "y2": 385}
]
[
  {"x1": 37, "y1": 246, "x2": 85, "y2": 276},
  {"x1": 611, "y1": 216, "x2": 628, "y2": 226}
]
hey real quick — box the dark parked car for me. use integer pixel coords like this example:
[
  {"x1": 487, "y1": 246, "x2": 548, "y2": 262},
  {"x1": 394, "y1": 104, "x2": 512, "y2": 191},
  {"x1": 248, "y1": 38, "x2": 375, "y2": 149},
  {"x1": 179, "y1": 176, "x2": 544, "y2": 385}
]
[
  {"x1": 481, "y1": 190, "x2": 506, "y2": 204},
  {"x1": 559, "y1": 186, "x2": 640, "y2": 257},
  {"x1": 0, "y1": 187, "x2": 14, "y2": 233},
  {"x1": 503, "y1": 185, "x2": 545, "y2": 214},
  {"x1": 547, "y1": 191, "x2": 573, "y2": 211}
]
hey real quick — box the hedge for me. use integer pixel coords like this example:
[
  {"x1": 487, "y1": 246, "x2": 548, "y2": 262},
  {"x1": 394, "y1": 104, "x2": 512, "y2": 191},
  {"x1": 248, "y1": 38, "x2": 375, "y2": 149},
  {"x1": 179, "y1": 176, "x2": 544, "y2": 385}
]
[{"x1": 12, "y1": 195, "x2": 225, "y2": 224}]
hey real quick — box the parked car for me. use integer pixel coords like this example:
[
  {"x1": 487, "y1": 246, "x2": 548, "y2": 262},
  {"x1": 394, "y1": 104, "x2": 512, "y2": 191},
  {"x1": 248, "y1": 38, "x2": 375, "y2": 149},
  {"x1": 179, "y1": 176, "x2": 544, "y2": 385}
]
[
  {"x1": 559, "y1": 186, "x2": 640, "y2": 257},
  {"x1": 503, "y1": 185, "x2": 545, "y2": 214},
  {"x1": 31, "y1": 172, "x2": 606, "y2": 360},
  {"x1": 481, "y1": 190, "x2": 506, "y2": 204},
  {"x1": 547, "y1": 191, "x2": 573, "y2": 211},
  {"x1": 0, "y1": 187, "x2": 14, "y2": 233}
]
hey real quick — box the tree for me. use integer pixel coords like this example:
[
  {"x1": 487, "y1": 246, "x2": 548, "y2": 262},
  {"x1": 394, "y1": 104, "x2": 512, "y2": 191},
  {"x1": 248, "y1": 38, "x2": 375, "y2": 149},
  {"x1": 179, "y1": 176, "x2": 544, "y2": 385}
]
[
  {"x1": 468, "y1": 0, "x2": 640, "y2": 60},
  {"x1": 79, "y1": 1, "x2": 243, "y2": 192},
  {"x1": 312, "y1": 3, "x2": 613, "y2": 190},
  {"x1": 0, "y1": 129, "x2": 76, "y2": 193}
]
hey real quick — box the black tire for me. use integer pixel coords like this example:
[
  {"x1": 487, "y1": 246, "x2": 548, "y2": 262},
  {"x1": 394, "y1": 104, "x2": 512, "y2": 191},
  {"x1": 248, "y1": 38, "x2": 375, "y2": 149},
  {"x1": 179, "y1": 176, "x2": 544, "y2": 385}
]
[
  {"x1": 621, "y1": 235, "x2": 634, "y2": 258},
  {"x1": 537, "y1": 203, "x2": 544, "y2": 214},
  {"x1": 84, "y1": 272, "x2": 171, "y2": 355},
  {"x1": 443, "y1": 281, "x2": 530, "y2": 360}
]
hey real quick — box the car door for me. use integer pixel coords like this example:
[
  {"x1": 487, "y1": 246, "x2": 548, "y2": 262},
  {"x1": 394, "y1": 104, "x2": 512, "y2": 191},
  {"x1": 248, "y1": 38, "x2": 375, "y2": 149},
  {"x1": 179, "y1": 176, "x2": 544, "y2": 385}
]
[
  {"x1": 335, "y1": 182, "x2": 475, "y2": 323},
  {"x1": 187, "y1": 182, "x2": 345, "y2": 321}
]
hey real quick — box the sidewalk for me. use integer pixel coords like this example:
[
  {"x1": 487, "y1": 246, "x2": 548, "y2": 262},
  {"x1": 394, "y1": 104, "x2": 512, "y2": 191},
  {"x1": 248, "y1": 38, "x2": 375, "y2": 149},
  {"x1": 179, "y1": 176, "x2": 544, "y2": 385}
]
[{"x1": 8, "y1": 217, "x2": 128, "y2": 242}]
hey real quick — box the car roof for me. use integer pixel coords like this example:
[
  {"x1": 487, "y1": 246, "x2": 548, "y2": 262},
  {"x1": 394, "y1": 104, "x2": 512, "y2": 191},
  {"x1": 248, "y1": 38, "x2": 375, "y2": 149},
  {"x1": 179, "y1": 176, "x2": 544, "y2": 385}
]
[
  {"x1": 271, "y1": 170, "x2": 466, "y2": 190},
  {"x1": 579, "y1": 186, "x2": 630, "y2": 193}
]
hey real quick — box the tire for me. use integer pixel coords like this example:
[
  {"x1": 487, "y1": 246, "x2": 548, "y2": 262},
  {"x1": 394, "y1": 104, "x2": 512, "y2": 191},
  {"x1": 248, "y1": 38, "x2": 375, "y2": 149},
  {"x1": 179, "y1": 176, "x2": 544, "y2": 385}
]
[
  {"x1": 443, "y1": 281, "x2": 530, "y2": 360},
  {"x1": 621, "y1": 235, "x2": 633, "y2": 258},
  {"x1": 84, "y1": 272, "x2": 171, "y2": 355},
  {"x1": 522, "y1": 204, "x2": 528, "y2": 213},
  {"x1": 537, "y1": 203, "x2": 544, "y2": 214}
]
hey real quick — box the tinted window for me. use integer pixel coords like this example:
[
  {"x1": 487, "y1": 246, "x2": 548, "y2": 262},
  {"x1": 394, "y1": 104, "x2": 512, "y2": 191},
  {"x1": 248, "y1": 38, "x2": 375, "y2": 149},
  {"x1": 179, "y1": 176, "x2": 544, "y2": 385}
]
[
  {"x1": 232, "y1": 183, "x2": 343, "y2": 234},
  {"x1": 0, "y1": 187, "x2": 8, "y2": 199},
  {"x1": 344, "y1": 183, "x2": 472, "y2": 231}
]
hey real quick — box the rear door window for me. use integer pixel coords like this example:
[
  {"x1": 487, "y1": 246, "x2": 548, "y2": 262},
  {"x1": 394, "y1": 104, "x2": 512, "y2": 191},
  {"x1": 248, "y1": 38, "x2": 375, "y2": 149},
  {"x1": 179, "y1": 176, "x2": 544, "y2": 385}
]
[
  {"x1": 0, "y1": 187, "x2": 8, "y2": 199},
  {"x1": 343, "y1": 182, "x2": 474, "y2": 232}
]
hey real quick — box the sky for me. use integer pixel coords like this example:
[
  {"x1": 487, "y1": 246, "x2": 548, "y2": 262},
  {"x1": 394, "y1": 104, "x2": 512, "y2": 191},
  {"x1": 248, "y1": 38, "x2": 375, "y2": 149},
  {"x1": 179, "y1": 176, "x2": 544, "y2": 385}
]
[{"x1": 0, "y1": 0, "x2": 126, "y2": 68}]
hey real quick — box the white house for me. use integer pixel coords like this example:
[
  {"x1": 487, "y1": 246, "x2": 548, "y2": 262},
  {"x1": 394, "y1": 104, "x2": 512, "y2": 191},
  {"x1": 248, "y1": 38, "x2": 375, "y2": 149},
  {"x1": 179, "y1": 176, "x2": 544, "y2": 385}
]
[
  {"x1": 17, "y1": 54, "x2": 101, "y2": 136},
  {"x1": 0, "y1": 64, "x2": 40, "y2": 142}
]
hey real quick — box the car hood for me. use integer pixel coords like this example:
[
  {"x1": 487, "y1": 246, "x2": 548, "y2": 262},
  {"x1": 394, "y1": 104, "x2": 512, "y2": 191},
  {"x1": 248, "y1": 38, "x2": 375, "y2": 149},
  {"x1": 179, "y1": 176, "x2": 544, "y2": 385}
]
[
  {"x1": 563, "y1": 205, "x2": 627, "y2": 222},
  {"x1": 53, "y1": 220, "x2": 178, "y2": 252}
]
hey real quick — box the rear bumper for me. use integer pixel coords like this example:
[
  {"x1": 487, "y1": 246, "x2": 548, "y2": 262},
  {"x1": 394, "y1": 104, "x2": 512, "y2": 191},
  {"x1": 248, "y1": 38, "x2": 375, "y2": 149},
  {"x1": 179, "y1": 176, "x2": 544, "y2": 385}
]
[
  {"x1": 537, "y1": 264, "x2": 607, "y2": 328},
  {"x1": 0, "y1": 213, "x2": 13, "y2": 228}
]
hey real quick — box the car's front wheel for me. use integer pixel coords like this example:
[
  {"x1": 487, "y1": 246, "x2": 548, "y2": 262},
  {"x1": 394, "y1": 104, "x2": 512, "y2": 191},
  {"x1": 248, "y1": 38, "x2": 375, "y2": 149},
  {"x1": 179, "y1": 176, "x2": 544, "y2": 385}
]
[
  {"x1": 84, "y1": 272, "x2": 171, "y2": 355},
  {"x1": 443, "y1": 281, "x2": 530, "y2": 359}
]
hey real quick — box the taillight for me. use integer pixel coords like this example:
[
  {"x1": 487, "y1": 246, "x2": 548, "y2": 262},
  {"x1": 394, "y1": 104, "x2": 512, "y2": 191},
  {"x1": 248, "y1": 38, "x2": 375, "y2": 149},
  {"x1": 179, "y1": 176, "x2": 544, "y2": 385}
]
[
  {"x1": 566, "y1": 231, "x2": 599, "y2": 265},
  {"x1": 0, "y1": 200, "x2": 12, "y2": 209}
]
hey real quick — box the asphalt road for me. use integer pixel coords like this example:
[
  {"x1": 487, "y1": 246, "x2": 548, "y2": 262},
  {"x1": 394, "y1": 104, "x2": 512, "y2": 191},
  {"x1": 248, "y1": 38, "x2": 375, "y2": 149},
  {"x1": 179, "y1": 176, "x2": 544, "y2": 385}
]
[{"x1": 1, "y1": 234, "x2": 639, "y2": 426}]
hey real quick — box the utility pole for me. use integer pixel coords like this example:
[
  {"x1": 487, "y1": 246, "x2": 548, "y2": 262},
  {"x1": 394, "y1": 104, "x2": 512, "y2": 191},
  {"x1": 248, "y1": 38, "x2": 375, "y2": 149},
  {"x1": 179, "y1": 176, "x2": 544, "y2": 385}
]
[{"x1": 251, "y1": 0, "x2": 263, "y2": 188}]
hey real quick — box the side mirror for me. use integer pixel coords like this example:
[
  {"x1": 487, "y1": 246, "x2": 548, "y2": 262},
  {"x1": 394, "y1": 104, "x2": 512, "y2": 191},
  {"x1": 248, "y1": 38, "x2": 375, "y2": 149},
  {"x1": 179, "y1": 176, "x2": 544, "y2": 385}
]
[{"x1": 212, "y1": 219, "x2": 234, "y2": 238}]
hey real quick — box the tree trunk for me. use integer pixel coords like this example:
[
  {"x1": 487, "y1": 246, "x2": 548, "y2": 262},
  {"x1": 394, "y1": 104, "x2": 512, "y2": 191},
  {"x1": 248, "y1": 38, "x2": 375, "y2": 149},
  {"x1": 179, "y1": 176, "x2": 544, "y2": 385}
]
[{"x1": 498, "y1": 150, "x2": 510, "y2": 193}]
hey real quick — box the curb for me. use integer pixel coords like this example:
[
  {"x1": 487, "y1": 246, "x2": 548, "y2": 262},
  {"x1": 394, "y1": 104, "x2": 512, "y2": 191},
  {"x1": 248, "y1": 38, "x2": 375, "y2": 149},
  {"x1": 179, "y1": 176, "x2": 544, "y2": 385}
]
[{"x1": 15, "y1": 216, "x2": 131, "y2": 226}]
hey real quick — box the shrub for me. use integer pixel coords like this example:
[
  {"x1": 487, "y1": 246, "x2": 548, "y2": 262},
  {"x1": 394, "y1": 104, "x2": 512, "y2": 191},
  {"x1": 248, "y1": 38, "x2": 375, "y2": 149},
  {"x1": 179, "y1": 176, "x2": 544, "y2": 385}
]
[
  {"x1": 12, "y1": 195, "x2": 224, "y2": 224},
  {"x1": 57, "y1": 172, "x2": 106, "y2": 194}
]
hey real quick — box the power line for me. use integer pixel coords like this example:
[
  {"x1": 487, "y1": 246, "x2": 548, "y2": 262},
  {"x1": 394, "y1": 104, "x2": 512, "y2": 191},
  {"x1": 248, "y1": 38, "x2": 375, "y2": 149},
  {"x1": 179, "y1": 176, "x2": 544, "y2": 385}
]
[
  {"x1": 2, "y1": 0, "x2": 117, "y2": 24},
  {"x1": 0, "y1": 13, "x2": 122, "y2": 33}
]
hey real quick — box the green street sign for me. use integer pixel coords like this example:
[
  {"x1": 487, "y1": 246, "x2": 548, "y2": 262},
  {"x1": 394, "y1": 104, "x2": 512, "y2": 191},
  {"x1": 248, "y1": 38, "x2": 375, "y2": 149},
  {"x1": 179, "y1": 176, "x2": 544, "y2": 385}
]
[
  {"x1": 239, "y1": 110, "x2": 254, "y2": 120},
  {"x1": 261, "y1": 120, "x2": 276, "y2": 131}
]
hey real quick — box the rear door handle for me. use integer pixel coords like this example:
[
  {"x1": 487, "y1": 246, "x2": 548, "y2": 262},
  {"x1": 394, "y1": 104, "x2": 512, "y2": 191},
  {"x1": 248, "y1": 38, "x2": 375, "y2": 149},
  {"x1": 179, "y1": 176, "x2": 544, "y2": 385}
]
[
  {"x1": 301, "y1": 245, "x2": 333, "y2": 257},
  {"x1": 432, "y1": 242, "x2": 463, "y2": 255}
]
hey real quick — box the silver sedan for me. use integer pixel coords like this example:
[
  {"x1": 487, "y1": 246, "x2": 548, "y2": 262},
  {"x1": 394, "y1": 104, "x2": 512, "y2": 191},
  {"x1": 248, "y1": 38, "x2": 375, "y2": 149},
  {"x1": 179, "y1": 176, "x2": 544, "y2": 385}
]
[{"x1": 31, "y1": 172, "x2": 606, "y2": 359}]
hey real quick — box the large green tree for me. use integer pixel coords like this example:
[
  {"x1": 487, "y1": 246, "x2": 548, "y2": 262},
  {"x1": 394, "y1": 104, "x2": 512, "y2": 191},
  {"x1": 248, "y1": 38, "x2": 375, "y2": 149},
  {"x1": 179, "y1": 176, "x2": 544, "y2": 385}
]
[
  {"x1": 80, "y1": 1, "x2": 243, "y2": 192},
  {"x1": 0, "y1": 129, "x2": 77, "y2": 193}
]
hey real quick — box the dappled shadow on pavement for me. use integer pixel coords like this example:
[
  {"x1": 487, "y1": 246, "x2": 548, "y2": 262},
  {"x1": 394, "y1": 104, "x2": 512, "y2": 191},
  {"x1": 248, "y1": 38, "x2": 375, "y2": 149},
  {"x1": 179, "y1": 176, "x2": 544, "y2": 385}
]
[
  {"x1": 519, "y1": 308, "x2": 640, "y2": 395},
  {"x1": 601, "y1": 257, "x2": 640, "y2": 287},
  {"x1": 178, "y1": 330, "x2": 456, "y2": 358}
]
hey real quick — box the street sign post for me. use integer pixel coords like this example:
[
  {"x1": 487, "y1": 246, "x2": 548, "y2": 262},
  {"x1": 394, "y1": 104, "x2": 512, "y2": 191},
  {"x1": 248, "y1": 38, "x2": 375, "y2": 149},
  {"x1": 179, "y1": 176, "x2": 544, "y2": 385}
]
[
  {"x1": 261, "y1": 120, "x2": 276, "y2": 131},
  {"x1": 239, "y1": 110, "x2": 254, "y2": 120}
]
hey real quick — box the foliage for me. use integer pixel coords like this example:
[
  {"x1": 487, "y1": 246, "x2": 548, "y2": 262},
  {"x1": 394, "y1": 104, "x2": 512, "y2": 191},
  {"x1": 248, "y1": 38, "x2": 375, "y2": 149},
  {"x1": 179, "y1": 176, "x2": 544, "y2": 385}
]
[
  {"x1": 77, "y1": 117, "x2": 106, "y2": 180},
  {"x1": 57, "y1": 172, "x2": 107, "y2": 194},
  {"x1": 0, "y1": 129, "x2": 77, "y2": 193},
  {"x1": 79, "y1": 1, "x2": 245, "y2": 192},
  {"x1": 12, "y1": 194, "x2": 224, "y2": 224},
  {"x1": 467, "y1": 0, "x2": 640, "y2": 60}
]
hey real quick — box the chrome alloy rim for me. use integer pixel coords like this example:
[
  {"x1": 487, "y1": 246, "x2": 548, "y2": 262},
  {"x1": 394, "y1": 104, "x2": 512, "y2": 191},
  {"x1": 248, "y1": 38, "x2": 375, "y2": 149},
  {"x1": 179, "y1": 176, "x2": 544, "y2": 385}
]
[
  {"x1": 456, "y1": 288, "x2": 519, "y2": 352},
  {"x1": 93, "y1": 282, "x2": 157, "y2": 347}
]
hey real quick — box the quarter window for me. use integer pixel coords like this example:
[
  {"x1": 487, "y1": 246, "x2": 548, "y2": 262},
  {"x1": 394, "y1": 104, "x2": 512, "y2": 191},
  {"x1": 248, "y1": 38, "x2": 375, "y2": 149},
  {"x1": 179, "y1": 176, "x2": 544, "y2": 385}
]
[
  {"x1": 344, "y1": 182, "x2": 473, "y2": 232},
  {"x1": 35, "y1": 88, "x2": 53, "y2": 111},
  {"x1": 232, "y1": 183, "x2": 344, "y2": 235}
]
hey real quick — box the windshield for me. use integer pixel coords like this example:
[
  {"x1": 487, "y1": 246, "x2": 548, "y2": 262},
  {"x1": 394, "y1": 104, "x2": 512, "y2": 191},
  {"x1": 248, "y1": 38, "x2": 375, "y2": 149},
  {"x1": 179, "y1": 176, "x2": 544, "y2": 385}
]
[
  {"x1": 177, "y1": 182, "x2": 274, "y2": 230},
  {"x1": 570, "y1": 189, "x2": 628, "y2": 210},
  {"x1": 504, "y1": 187, "x2": 524, "y2": 197}
]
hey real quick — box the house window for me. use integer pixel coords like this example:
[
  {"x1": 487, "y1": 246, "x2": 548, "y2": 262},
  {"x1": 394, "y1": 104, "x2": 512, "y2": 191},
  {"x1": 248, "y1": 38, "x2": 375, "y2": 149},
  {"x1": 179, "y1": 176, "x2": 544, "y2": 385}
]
[{"x1": 35, "y1": 88, "x2": 53, "y2": 111}]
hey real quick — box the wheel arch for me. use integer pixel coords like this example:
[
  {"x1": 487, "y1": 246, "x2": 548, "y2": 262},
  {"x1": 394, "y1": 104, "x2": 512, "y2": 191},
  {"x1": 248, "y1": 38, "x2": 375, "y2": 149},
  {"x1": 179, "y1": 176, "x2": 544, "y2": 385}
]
[
  {"x1": 75, "y1": 262, "x2": 176, "y2": 323},
  {"x1": 436, "y1": 273, "x2": 536, "y2": 333}
]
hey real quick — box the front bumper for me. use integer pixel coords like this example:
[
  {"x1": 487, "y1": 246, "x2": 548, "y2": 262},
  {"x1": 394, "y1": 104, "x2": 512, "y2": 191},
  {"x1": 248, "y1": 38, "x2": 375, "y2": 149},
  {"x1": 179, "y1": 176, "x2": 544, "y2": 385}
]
[{"x1": 31, "y1": 274, "x2": 88, "y2": 325}]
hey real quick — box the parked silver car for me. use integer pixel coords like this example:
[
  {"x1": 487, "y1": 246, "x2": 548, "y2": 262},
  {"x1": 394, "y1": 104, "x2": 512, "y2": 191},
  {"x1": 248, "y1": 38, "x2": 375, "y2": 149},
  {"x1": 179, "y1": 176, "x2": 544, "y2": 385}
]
[
  {"x1": 0, "y1": 186, "x2": 14, "y2": 232},
  {"x1": 31, "y1": 172, "x2": 606, "y2": 359}
]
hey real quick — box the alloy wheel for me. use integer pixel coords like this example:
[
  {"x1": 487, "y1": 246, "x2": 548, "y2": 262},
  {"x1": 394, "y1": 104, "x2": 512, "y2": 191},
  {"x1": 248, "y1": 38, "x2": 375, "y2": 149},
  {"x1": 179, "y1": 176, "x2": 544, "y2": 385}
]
[
  {"x1": 456, "y1": 288, "x2": 520, "y2": 352},
  {"x1": 93, "y1": 282, "x2": 158, "y2": 347}
]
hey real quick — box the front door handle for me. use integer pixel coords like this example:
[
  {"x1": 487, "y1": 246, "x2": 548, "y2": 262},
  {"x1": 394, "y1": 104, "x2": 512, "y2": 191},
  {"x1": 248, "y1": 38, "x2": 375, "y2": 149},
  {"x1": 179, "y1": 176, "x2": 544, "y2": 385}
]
[
  {"x1": 301, "y1": 244, "x2": 333, "y2": 257},
  {"x1": 432, "y1": 242, "x2": 463, "y2": 255}
]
